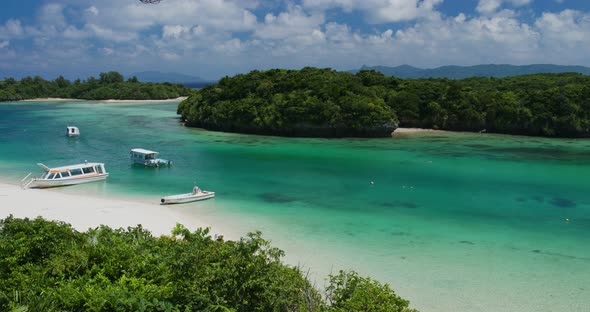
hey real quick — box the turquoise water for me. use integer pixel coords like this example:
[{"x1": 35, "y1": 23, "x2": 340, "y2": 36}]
[{"x1": 1, "y1": 101, "x2": 589, "y2": 312}]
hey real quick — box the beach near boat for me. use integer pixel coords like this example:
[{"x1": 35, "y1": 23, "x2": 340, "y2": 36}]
[
  {"x1": 0, "y1": 100, "x2": 589, "y2": 312},
  {"x1": 0, "y1": 181, "x2": 232, "y2": 239}
]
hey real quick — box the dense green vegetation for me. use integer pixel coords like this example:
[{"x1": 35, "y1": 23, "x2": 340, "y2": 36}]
[
  {"x1": 0, "y1": 71, "x2": 191, "y2": 101},
  {"x1": 0, "y1": 216, "x2": 416, "y2": 312},
  {"x1": 178, "y1": 68, "x2": 398, "y2": 137},
  {"x1": 179, "y1": 68, "x2": 590, "y2": 137}
]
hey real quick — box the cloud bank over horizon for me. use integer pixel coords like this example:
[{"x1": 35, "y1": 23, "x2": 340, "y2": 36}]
[{"x1": 0, "y1": 0, "x2": 589, "y2": 79}]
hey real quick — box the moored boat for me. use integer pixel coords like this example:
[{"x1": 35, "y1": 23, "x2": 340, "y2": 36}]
[
  {"x1": 66, "y1": 126, "x2": 80, "y2": 137},
  {"x1": 161, "y1": 186, "x2": 215, "y2": 205},
  {"x1": 22, "y1": 162, "x2": 109, "y2": 188},
  {"x1": 130, "y1": 148, "x2": 172, "y2": 167}
]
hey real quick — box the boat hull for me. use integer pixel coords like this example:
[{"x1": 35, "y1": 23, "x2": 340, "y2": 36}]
[
  {"x1": 161, "y1": 192, "x2": 215, "y2": 205},
  {"x1": 31, "y1": 173, "x2": 109, "y2": 188},
  {"x1": 133, "y1": 159, "x2": 172, "y2": 167}
]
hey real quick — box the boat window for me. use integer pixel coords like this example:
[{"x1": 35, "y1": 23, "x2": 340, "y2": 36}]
[
  {"x1": 54, "y1": 173, "x2": 62, "y2": 179},
  {"x1": 70, "y1": 168, "x2": 83, "y2": 176},
  {"x1": 61, "y1": 171, "x2": 71, "y2": 177},
  {"x1": 47, "y1": 173, "x2": 56, "y2": 179},
  {"x1": 95, "y1": 165, "x2": 103, "y2": 174},
  {"x1": 146, "y1": 154, "x2": 154, "y2": 160},
  {"x1": 82, "y1": 167, "x2": 95, "y2": 174}
]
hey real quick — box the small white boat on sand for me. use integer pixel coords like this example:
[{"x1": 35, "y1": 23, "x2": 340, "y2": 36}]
[
  {"x1": 21, "y1": 162, "x2": 108, "y2": 189},
  {"x1": 161, "y1": 186, "x2": 215, "y2": 205}
]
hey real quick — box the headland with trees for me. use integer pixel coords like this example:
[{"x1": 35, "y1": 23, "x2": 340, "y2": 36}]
[{"x1": 178, "y1": 67, "x2": 590, "y2": 138}]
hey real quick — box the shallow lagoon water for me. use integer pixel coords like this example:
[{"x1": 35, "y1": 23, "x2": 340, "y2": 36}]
[{"x1": 0, "y1": 100, "x2": 589, "y2": 312}]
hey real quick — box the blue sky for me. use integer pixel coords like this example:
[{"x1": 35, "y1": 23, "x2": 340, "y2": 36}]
[{"x1": 1, "y1": 0, "x2": 589, "y2": 80}]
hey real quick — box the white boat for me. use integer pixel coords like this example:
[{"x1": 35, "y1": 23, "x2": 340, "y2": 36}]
[
  {"x1": 22, "y1": 162, "x2": 109, "y2": 189},
  {"x1": 130, "y1": 148, "x2": 172, "y2": 167},
  {"x1": 161, "y1": 186, "x2": 215, "y2": 205},
  {"x1": 66, "y1": 126, "x2": 80, "y2": 137}
]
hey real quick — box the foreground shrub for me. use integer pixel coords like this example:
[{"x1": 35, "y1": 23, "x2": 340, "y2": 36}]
[{"x1": 0, "y1": 216, "x2": 416, "y2": 311}]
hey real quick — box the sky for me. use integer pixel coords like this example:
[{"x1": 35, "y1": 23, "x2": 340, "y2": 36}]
[{"x1": 1, "y1": 0, "x2": 589, "y2": 80}]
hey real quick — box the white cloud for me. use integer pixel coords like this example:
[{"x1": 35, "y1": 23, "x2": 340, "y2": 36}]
[
  {"x1": 38, "y1": 3, "x2": 68, "y2": 33},
  {"x1": 255, "y1": 5, "x2": 324, "y2": 41},
  {"x1": 535, "y1": 9, "x2": 590, "y2": 50},
  {"x1": 83, "y1": 0, "x2": 258, "y2": 33},
  {"x1": 303, "y1": 0, "x2": 443, "y2": 23},
  {"x1": 0, "y1": 40, "x2": 9, "y2": 49},
  {"x1": 0, "y1": 19, "x2": 25, "y2": 39},
  {"x1": 100, "y1": 47, "x2": 114, "y2": 56},
  {"x1": 85, "y1": 6, "x2": 99, "y2": 16},
  {"x1": 1, "y1": 0, "x2": 590, "y2": 79},
  {"x1": 476, "y1": 0, "x2": 533, "y2": 15}
]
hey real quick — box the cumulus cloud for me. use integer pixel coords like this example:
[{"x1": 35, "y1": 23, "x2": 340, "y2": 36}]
[
  {"x1": 255, "y1": 5, "x2": 324, "y2": 41},
  {"x1": 476, "y1": 0, "x2": 533, "y2": 15},
  {"x1": 1, "y1": 0, "x2": 590, "y2": 78},
  {"x1": 303, "y1": 0, "x2": 443, "y2": 23},
  {"x1": 0, "y1": 19, "x2": 25, "y2": 39},
  {"x1": 85, "y1": 6, "x2": 99, "y2": 16}
]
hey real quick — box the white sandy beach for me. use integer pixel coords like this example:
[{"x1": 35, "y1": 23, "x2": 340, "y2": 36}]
[
  {"x1": 0, "y1": 181, "x2": 228, "y2": 238},
  {"x1": 392, "y1": 127, "x2": 445, "y2": 138},
  {"x1": 21, "y1": 97, "x2": 187, "y2": 103}
]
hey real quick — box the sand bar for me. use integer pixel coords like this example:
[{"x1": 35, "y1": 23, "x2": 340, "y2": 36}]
[
  {"x1": 394, "y1": 127, "x2": 446, "y2": 134},
  {"x1": 0, "y1": 181, "x2": 230, "y2": 238}
]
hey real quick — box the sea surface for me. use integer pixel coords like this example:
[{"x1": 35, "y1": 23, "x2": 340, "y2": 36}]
[{"x1": 0, "y1": 100, "x2": 589, "y2": 312}]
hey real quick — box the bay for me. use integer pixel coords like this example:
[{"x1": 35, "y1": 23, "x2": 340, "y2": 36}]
[{"x1": 0, "y1": 100, "x2": 588, "y2": 312}]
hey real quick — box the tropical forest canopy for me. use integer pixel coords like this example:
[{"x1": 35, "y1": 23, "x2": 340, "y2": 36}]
[
  {"x1": 0, "y1": 71, "x2": 191, "y2": 101},
  {"x1": 0, "y1": 216, "x2": 417, "y2": 312},
  {"x1": 179, "y1": 67, "x2": 590, "y2": 138},
  {"x1": 178, "y1": 67, "x2": 398, "y2": 138}
]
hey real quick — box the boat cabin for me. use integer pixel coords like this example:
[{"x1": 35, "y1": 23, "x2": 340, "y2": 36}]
[
  {"x1": 66, "y1": 126, "x2": 80, "y2": 137},
  {"x1": 130, "y1": 148, "x2": 171, "y2": 167},
  {"x1": 39, "y1": 162, "x2": 106, "y2": 180},
  {"x1": 21, "y1": 162, "x2": 109, "y2": 189}
]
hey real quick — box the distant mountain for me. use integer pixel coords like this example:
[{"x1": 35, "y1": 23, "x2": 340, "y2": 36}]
[
  {"x1": 355, "y1": 64, "x2": 590, "y2": 79},
  {"x1": 129, "y1": 71, "x2": 205, "y2": 83}
]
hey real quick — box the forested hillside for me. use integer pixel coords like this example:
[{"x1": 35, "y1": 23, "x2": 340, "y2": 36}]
[
  {"x1": 179, "y1": 68, "x2": 590, "y2": 138},
  {"x1": 0, "y1": 71, "x2": 191, "y2": 101}
]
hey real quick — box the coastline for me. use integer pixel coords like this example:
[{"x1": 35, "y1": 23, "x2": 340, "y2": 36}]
[
  {"x1": 393, "y1": 127, "x2": 447, "y2": 137},
  {"x1": 20, "y1": 97, "x2": 187, "y2": 103},
  {"x1": 0, "y1": 181, "x2": 233, "y2": 239}
]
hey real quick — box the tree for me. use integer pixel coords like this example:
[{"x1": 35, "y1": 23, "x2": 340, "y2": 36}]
[
  {"x1": 326, "y1": 271, "x2": 417, "y2": 312},
  {"x1": 99, "y1": 71, "x2": 124, "y2": 84}
]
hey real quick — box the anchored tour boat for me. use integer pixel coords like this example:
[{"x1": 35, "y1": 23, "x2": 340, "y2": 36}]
[
  {"x1": 66, "y1": 126, "x2": 80, "y2": 137},
  {"x1": 161, "y1": 185, "x2": 215, "y2": 205},
  {"x1": 130, "y1": 148, "x2": 172, "y2": 167},
  {"x1": 21, "y1": 162, "x2": 109, "y2": 188}
]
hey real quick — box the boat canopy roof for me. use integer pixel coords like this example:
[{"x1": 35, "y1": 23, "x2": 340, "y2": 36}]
[
  {"x1": 67, "y1": 126, "x2": 78, "y2": 130},
  {"x1": 131, "y1": 148, "x2": 159, "y2": 155},
  {"x1": 37, "y1": 162, "x2": 104, "y2": 172}
]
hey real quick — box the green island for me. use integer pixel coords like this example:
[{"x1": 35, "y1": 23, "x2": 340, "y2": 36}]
[
  {"x1": 178, "y1": 68, "x2": 590, "y2": 138},
  {"x1": 0, "y1": 71, "x2": 191, "y2": 101},
  {"x1": 0, "y1": 216, "x2": 416, "y2": 312}
]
